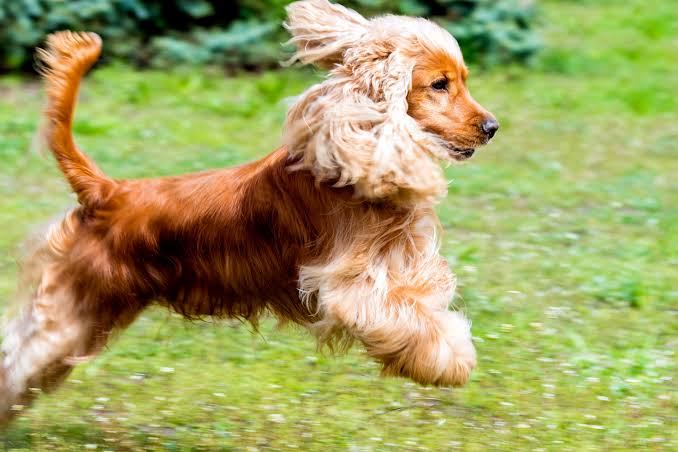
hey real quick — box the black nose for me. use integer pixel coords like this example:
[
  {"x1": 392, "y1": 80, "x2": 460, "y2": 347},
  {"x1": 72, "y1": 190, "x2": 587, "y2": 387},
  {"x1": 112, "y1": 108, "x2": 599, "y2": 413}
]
[{"x1": 481, "y1": 118, "x2": 499, "y2": 139}]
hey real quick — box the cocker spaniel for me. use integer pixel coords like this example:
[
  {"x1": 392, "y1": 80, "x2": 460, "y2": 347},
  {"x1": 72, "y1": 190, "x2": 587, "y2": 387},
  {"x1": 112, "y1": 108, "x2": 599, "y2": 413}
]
[{"x1": 0, "y1": 0, "x2": 498, "y2": 425}]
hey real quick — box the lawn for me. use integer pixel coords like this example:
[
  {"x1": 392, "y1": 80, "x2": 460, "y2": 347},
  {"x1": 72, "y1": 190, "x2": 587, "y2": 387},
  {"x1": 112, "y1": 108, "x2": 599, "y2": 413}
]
[{"x1": 0, "y1": 0, "x2": 676, "y2": 450}]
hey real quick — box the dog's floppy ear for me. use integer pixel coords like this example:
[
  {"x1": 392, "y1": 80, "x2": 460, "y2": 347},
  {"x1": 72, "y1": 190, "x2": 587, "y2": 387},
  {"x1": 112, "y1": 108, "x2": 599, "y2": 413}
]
[
  {"x1": 285, "y1": 0, "x2": 368, "y2": 68},
  {"x1": 355, "y1": 50, "x2": 448, "y2": 202},
  {"x1": 285, "y1": 48, "x2": 448, "y2": 204}
]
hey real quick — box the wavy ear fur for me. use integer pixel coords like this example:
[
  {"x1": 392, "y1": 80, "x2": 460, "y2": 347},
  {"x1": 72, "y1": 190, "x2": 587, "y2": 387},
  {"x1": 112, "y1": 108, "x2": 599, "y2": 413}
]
[
  {"x1": 284, "y1": 38, "x2": 448, "y2": 204},
  {"x1": 284, "y1": 0, "x2": 368, "y2": 68}
]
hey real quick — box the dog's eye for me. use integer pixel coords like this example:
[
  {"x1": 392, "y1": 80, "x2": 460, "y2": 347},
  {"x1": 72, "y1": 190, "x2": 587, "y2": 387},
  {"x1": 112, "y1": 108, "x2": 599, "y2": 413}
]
[{"x1": 431, "y1": 78, "x2": 448, "y2": 91}]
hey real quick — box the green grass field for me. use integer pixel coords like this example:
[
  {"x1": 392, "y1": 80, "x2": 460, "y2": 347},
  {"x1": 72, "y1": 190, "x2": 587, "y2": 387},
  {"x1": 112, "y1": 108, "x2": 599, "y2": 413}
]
[{"x1": 1, "y1": 0, "x2": 676, "y2": 450}]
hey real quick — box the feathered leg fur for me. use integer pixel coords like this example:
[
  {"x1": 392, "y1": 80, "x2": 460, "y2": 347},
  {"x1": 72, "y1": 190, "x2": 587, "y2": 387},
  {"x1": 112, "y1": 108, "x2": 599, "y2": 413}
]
[
  {"x1": 299, "y1": 208, "x2": 476, "y2": 386},
  {"x1": 1, "y1": 214, "x2": 141, "y2": 426}
]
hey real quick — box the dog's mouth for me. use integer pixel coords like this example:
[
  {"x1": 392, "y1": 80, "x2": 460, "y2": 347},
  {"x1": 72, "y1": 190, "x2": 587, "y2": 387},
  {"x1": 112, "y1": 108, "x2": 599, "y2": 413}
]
[{"x1": 444, "y1": 143, "x2": 476, "y2": 161}]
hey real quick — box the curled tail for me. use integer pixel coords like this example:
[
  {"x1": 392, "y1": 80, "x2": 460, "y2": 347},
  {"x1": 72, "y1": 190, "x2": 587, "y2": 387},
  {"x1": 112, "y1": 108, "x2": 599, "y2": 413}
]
[{"x1": 37, "y1": 31, "x2": 114, "y2": 207}]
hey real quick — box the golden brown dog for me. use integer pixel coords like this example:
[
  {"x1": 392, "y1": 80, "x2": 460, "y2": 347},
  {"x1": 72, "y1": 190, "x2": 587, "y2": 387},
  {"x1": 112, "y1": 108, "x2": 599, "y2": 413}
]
[{"x1": 0, "y1": 0, "x2": 497, "y2": 425}]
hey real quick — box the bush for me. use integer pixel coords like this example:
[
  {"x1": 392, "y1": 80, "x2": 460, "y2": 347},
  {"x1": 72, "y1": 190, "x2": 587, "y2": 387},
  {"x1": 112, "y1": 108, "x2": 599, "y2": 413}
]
[{"x1": 0, "y1": 0, "x2": 540, "y2": 72}]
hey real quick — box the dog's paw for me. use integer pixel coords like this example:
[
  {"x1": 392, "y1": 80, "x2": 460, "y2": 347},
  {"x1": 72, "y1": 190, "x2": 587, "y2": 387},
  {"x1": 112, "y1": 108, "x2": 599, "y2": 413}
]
[
  {"x1": 434, "y1": 310, "x2": 476, "y2": 386},
  {"x1": 378, "y1": 309, "x2": 476, "y2": 387}
]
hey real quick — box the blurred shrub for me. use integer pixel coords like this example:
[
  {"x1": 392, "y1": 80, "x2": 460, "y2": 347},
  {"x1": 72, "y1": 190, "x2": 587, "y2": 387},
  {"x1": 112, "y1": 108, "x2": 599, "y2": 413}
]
[{"x1": 0, "y1": 0, "x2": 540, "y2": 71}]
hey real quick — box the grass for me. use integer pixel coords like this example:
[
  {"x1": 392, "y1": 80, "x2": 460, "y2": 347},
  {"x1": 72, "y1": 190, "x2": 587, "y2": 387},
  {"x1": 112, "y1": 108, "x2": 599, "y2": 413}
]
[{"x1": 0, "y1": 0, "x2": 676, "y2": 450}]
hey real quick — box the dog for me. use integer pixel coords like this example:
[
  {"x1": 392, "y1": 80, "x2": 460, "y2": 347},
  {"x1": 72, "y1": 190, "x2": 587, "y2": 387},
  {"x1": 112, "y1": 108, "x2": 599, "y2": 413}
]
[{"x1": 0, "y1": 0, "x2": 498, "y2": 425}]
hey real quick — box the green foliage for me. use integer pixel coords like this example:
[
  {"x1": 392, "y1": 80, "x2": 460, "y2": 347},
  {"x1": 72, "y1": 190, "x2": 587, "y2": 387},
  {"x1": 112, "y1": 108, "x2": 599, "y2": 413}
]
[
  {"x1": 441, "y1": 0, "x2": 542, "y2": 65},
  {"x1": 0, "y1": 0, "x2": 540, "y2": 71}
]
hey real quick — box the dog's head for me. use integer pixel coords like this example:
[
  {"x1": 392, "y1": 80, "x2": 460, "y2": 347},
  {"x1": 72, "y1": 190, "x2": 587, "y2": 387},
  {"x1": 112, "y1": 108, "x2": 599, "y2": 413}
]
[{"x1": 284, "y1": 0, "x2": 498, "y2": 204}]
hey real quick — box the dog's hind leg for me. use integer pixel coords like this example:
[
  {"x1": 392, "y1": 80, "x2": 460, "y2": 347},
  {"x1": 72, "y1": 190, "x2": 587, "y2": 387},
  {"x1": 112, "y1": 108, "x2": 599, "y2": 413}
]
[
  {"x1": 0, "y1": 258, "x2": 139, "y2": 426},
  {"x1": 0, "y1": 277, "x2": 81, "y2": 424}
]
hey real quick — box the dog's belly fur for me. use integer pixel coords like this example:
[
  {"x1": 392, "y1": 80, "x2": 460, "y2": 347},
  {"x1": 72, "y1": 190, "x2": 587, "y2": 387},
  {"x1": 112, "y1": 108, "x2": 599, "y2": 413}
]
[{"x1": 140, "y1": 223, "x2": 307, "y2": 321}]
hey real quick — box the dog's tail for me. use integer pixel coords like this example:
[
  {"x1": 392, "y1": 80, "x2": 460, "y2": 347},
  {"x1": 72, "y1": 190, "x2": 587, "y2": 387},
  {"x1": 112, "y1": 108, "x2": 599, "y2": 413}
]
[{"x1": 37, "y1": 31, "x2": 114, "y2": 207}]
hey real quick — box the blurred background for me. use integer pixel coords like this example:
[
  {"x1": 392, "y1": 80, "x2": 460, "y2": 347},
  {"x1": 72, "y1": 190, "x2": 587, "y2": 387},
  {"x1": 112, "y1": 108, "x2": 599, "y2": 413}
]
[
  {"x1": 0, "y1": 0, "x2": 541, "y2": 70},
  {"x1": 0, "y1": 0, "x2": 675, "y2": 450}
]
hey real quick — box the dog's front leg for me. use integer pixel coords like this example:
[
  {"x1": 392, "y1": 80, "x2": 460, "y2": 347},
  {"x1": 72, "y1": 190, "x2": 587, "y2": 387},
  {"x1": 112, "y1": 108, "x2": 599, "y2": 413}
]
[{"x1": 301, "y1": 258, "x2": 476, "y2": 386}]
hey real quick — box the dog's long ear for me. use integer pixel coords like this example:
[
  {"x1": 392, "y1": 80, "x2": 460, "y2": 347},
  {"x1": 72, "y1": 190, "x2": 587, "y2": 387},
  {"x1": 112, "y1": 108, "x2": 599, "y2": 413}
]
[
  {"x1": 284, "y1": 0, "x2": 368, "y2": 68},
  {"x1": 285, "y1": 48, "x2": 448, "y2": 204},
  {"x1": 341, "y1": 49, "x2": 448, "y2": 202}
]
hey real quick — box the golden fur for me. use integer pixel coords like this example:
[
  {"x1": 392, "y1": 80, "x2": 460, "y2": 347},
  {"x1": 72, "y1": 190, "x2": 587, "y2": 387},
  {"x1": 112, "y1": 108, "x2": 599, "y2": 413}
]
[{"x1": 0, "y1": 0, "x2": 497, "y2": 426}]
